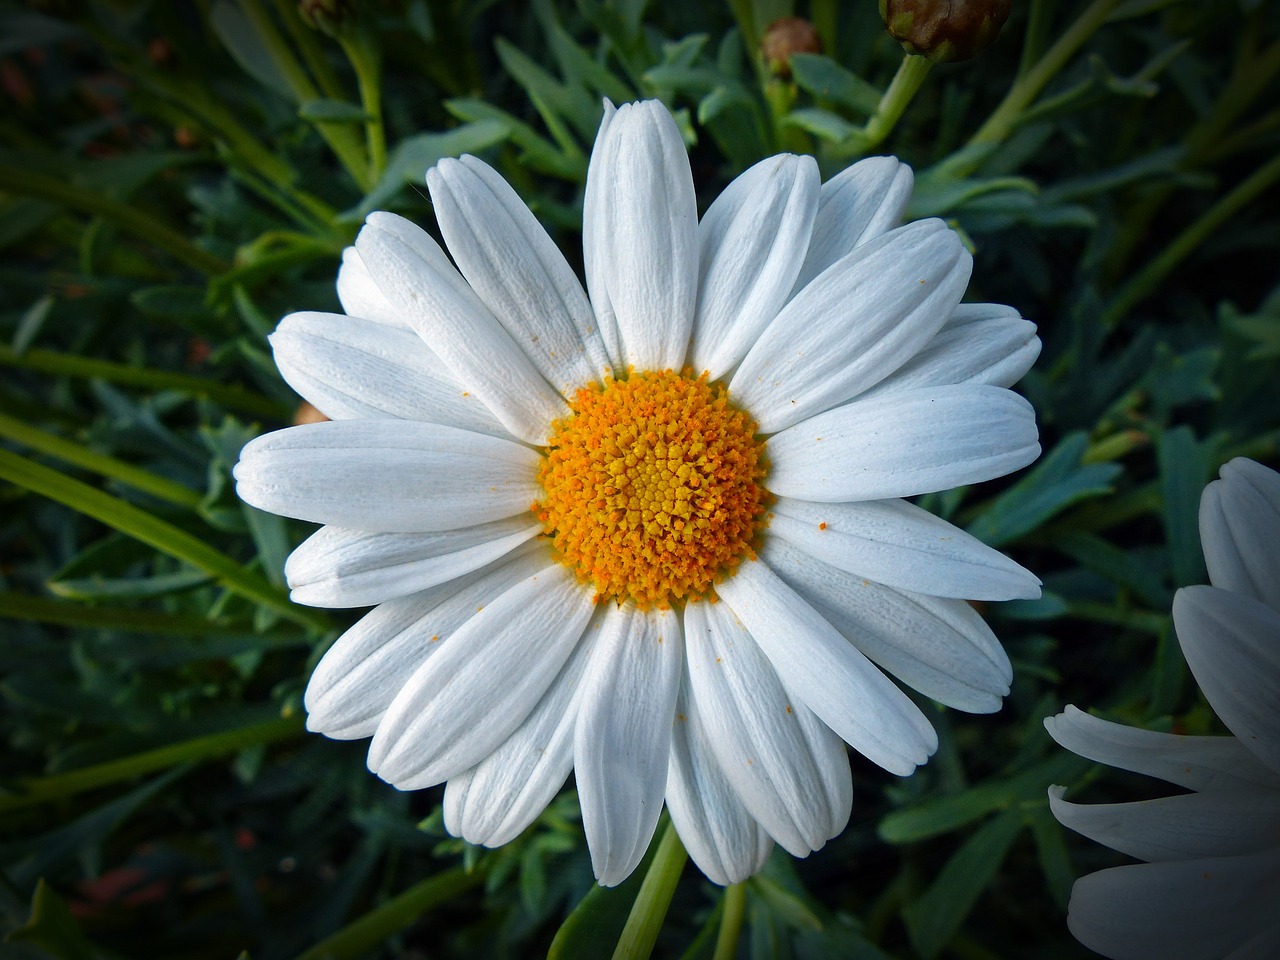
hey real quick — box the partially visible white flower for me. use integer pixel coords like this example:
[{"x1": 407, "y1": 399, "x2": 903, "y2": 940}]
[
  {"x1": 236, "y1": 99, "x2": 1043, "y2": 888},
  {"x1": 1047, "y1": 458, "x2": 1280, "y2": 960}
]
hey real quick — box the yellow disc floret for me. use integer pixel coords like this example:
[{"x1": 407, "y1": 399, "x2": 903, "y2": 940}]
[{"x1": 536, "y1": 370, "x2": 768, "y2": 609}]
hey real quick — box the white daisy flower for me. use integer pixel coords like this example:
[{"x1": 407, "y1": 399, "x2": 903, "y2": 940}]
[
  {"x1": 235, "y1": 99, "x2": 1042, "y2": 887},
  {"x1": 1046, "y1": 457, "x2": 1280, "y2": 959}
]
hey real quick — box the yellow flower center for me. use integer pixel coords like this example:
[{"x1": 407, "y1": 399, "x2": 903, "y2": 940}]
[{"x1": 536, "y1": 370, "x2": 768, "y2": 609}]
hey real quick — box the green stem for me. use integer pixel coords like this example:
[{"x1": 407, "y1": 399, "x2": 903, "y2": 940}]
[
  {"x1": 0, "y1": 165, "x2": 227, "y2": 275},
  {"x1": 0, "y1": 449, "x2": 328, "y2": 631},
  {"x1": 967, "y1": 0, "x2": 1122, "y2": 150},
  {"x1": 0, "y1": 590, "x2": 303, "y2": 638},
  {"x1": 293, "y1": 866, "x2": 487, "y2": 960},
  {"x1": 841, "y1": 54, "x2": 933, "y2": 156},
  {"x1": 0, "y1": 344, "x2": 288, "y2": 419},
  {"x1": 273, "y1": 0, "x2": 347, "y2": 100},
  {"x1": 0, "y1": 412, "x2": 202, "y2": 509},
  {"x1": 612, "y1": 823, "x2": 688, "y2": 960},
  {"x1": 237, "y1": 0, "x2": 371, "y2": 190},
  {"x1": 712, "y1": 883, "x2": 747, "y2": 960},
  {"x1": 0, "y1": 715, "x2": 303, "y2": 813},
  {"x1": 341, "y1": 31, "x2": 387, "y2": 184},
  {"x1": 1102, "y1": 149, "x2": 1280, "y2": 327}
]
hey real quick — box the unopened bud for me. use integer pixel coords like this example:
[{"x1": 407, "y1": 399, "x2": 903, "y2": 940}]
[
  {"x1": 761, "y1": 17, "x2": 822, "y2": 79},
  {"x1": 298, "y1": 0, "x2": 355, "y2": 37},
  {"x1": 879, "y1": 0, "x2": 1012, "y2": 63}
]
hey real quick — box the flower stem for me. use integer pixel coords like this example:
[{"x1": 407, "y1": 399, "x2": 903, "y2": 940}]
[
  {"x1": 272, "y1": 0, "x2": 346, "y2": 100},
  {"x1": 341, "y1": 31, "x2": 388, "y2": 184},
  {"x1": 611, "y1": 822, "x2": 688, "y2": 960},
  {"x1": 840, "y1": 53, "x2": 933, "y2": 157},
  {"x1": 0, "y1": 165, "x2": 227, "y2": 275},
  {"x1": 1102, "y1": 148, "x2": 1280, "y2": 327},
  {"x1": 0, "y1": 449, "x2": 329, "y2": 632},
  {"x1": 967, "y1": 0, "x2": 1122, "y2": 151},
  {"x1": 712, "y1": 883, "x2": 747, "y2": 960}
]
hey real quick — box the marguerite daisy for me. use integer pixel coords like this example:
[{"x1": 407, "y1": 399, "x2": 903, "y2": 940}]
[
  {"x1": 235, "y1": 99, "x2": 1042, "y2": 886},
  {"x1": 1047, "y1": 458, "x2": 1280, "y2": 959}
]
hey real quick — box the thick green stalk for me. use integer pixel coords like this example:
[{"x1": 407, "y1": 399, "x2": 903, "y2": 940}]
[
  {"x1": 293, "y1": 866, "x2": 487, "y2": 960},
  {"x1": 0, "y1": 449, "x2": 328, "y2": 631},
  {"x1": 0, "y1": 412, "x2": 201, "y2": 509},
  {"x1": 0, "y1": 165, "x2": 227, "y2": 275},
  {"x1": 0, "y1": 715, "x2": 303, "y2": 813},
  {"x1": 1103, "y1": 149, "x2": 1280, "y2": 327},
  {"x1": 838, "y1": 54, "x2": 933, "y2": 157},
  {"x1": 341, "y1": 31, "x2": 388, "y2": 184},
  {"x1": 0, "y1": 344, "x2": 287, "y2": 419},
  {"x1": 967, "y1": 0, "x2": 1122, "y2": 151},
  {"x1": 612, "y1": 823, "x2": 688, "y2": 960},
  {"x1": 712, "y1": 883, "x2": 747, "y2": 960}
]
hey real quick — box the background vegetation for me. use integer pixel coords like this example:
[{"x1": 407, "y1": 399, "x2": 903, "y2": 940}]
[{"x1": 2, "y1": 0, "x2": 1278, "y2": 957}]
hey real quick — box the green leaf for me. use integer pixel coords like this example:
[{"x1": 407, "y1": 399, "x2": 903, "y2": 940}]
[
  {"x1": 787, "y1": 53, "x2": 881, "y2": 115},
  {"x1": 1028, "y1": 806, "x2": 1074, "y2": 912},
  {"x1": 967, "y1": 432, "x2": 1122, "y2": 547},
  {"x1": 7, "y1": 879, "x2": 97, "y2": 960},
  {"x1": 782, "y1": 107, "x2": 858, "y2": 143},
  {"x1": 298, "y1": 99, "x2": 372, "y2": 123},
  {"x1": 548, "y1": 838, "x2": 661, "y2": 959},
  {"x1": 1054, "y1": 531, "x2": 1171, "y2": 608},
  {"x1": 1157, "y1": 426, "x2": 1216, "y2": 587},
  {"x1": 209, "y1": 1, "x2": 295, "y2": 100},
  {"x1": 445, "y1": 99, "x2": 585, "y2": 181},
  {"x1": 902, "y1": 808, "x2": 1026, "y2": 959},
  {"x1": 495, "y1": 36, "x2": 596, "y2": 147}
]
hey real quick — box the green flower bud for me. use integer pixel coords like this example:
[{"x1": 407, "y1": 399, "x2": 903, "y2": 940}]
[
  {"x1": 761, "y1": 16, "x2": 823, "y2": 79},
  {"x1": 879, "y1": 0, "x2": 1012, "y2": 63}
]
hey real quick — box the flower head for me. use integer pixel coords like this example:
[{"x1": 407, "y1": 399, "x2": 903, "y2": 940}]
[
  {"x1": 235, "y1": 99, "x2": 1042, "y2": 886},
  {"x1": 1047, "y1": 458, "x2": 1280, "y2": 959}
]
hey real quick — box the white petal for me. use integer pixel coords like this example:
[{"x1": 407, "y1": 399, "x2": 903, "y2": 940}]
[
  {"x1": 1067, "y1": 850, "x2": 1280, "y2": 960},
  {"x1": 1175, "y1": 585, "x2": 1280, "y2": 776},
  {"x1": 766, "y1": 385, "x2": 1040, "y2": 502},
  {"x1": 1200, "y1": 458, "x2": 1280, "y2": 610},
  {"x1": 336, "y1": 246, "x2": 409, "y2": 329},
  {"x1": 576, "y1": 603, "x2": 683, "y2": 886},
  {"x1": 269, "y1": 311, "x2": 506, "y2": 434},
  {"x1": 763, "y1": 537, "x2": 1012, "y2": 713},
  {"x1": 733, "y1": 220, "x2": 970, "y2": 432},
  {"x1": 769, "y1": 496, "x2": 1041, "y2": 601},
  {"x1": 1227, "y1": 922, "x2": 1280, "y2": 960},
  {"x1": 684, "y1": 599, "x2": 852, "y2": 856},
  {"x1": 1044, "y1": 706, "x2": 1280, "y2": 793},
  {"x1": 428, "y1": 155, "x2": 612, "y2": 394},
  {"x1": 304, "y1": 544, "x2": 551, "y2": 739},
  {"x1": 582, "y1": 100, "x2": 697, "y2": 371},
  {"x1": 234, "y1": 420, "x2": 541, "y2": 532},
  {"x1": 690, "y1": 154, "x2": 820, "y2": 379},
  {"x1": 1048, "y1": 784, "x2": 1280, "y2": 862},
  {"x1": 583, "y1": 99, "x2": 621, "y2": 368},
  {"x1": 284, "y1": 516, "x2": 542, "y2": 608},
  {"x1": 355, "y1": 212, "x2": 568, "y2": 444},
  {"x1": 443, "y1": 606, "x2": 604, "y2": 847},
  {"x1": 666, "y1": 678, "x2": 773, "y2": 886},
  {"x1": 792, "y1": 156, "x2": 913, "y2": 294},
  {"x1": 716, "y1": 560, "x2": 936, "y2": 776},
  {"x1": 859, "y1": 303, "x2": 1041, "y2": 398},
  {"x1": 368, "y1": 563, "x2": 595, "y2": 788}
]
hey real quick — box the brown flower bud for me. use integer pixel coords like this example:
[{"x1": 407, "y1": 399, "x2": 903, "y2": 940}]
[
  {"x1": 761, "y1": 17, "x2": 822, "y2": 79},
  {"x1": 298, "y1": 0, "x2": 355, "y2": 37},
  {"x1": 880, "y1": 0, "x2": 1012, "y2": 63}
]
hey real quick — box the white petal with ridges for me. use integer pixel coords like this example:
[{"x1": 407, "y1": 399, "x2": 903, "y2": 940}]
[
  {"x1": 582, "y1": 100, "x2": 697, "y2": 371},
  {"x1": 1066, "y1": 850, "x2": 1280, "y2": 960},
  {"x1": 859, "y1": 303, "x2": 1041, "y2": 398},
  {"x1": 583, "y1": 99, "x2": 621, "y2": 367},
  {"x1": 1175, "y1": 585, "x2": 1280, "y2": 776},
  {"x1": 770, "y1": 496, "x2": 1040, "y2": 601},
  {"x1": 1200, "y1": 458, "x2": 1280, "y2": 610},
  {"x1": 733, "y1": 219, "x2": 971, "y2": 433},
  {"x1": 1044, "y1": 706, "x2": 1280, "y2": 792},
  {"x1": 763, "y1": 538, "x2": 1012, "y2": 713},
  {"x1": 443, "y1": 606, "x2": 605, "y2": 847},
  {"x1": 284, "y1": 516, "x2": 542, "y2": 608},
  {"x1": 691, "y1": 154, "x2": 819, "y2": 379},
  {"x1": 304, "y1": 544, "x2": 551, "y2": 740},
  {"x1": 368, "y1": 563, "x2": 595, "y2": 788},
  {"x1": 336, "y1": 246, "x2": 408, "y2": 329},
  {"x1": 270, "y1": 311, "x2": 505, "y2": 434},
  {"x1": 234, "y1": 420, "x2": 540, "y2": 532},
  {"x1": 684, "y1": 599, "x2": 852, "y2": 856},
  {"x1": 792, "y1": 156, "x2": 913, "y2": 293},
  {"x1": 576, "y1": 603, "x2": 683, "y2": 886},
  {"x1": 355, "y1": 211, "x2": 567, "y2": 444},
  {"x1": 428, "y1": 155, "x2": 611, "y2": 394},
  {"x1": 717, "y1": 560, "x2": 936, "y2": 776},
  {"x1": 666, "y1": 678, "x2": 773, "y2": 886},
  {"x1": 1048, "y1": 785, "x2": 1280, "y2": 862},
  {"x1": 767, "y1": 384, "x2": 1040, "y2": 501}
]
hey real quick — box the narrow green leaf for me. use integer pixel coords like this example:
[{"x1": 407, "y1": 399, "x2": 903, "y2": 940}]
[
  {"x1": 1157, "y1": 426, "x2": 1214, "y2": 587},
  {"x1": 1027, "y1": 806, "x2": 1075, "y2": 912},
  {"x1": 298, "y1": 98, "x2": 372, "y2": 123},
  {"x1": 788, "y1": 53, "x2": 882, "y2": 115},
  {"x1": 8, "y1": 880, "x2": 95, "y2": 960}
]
